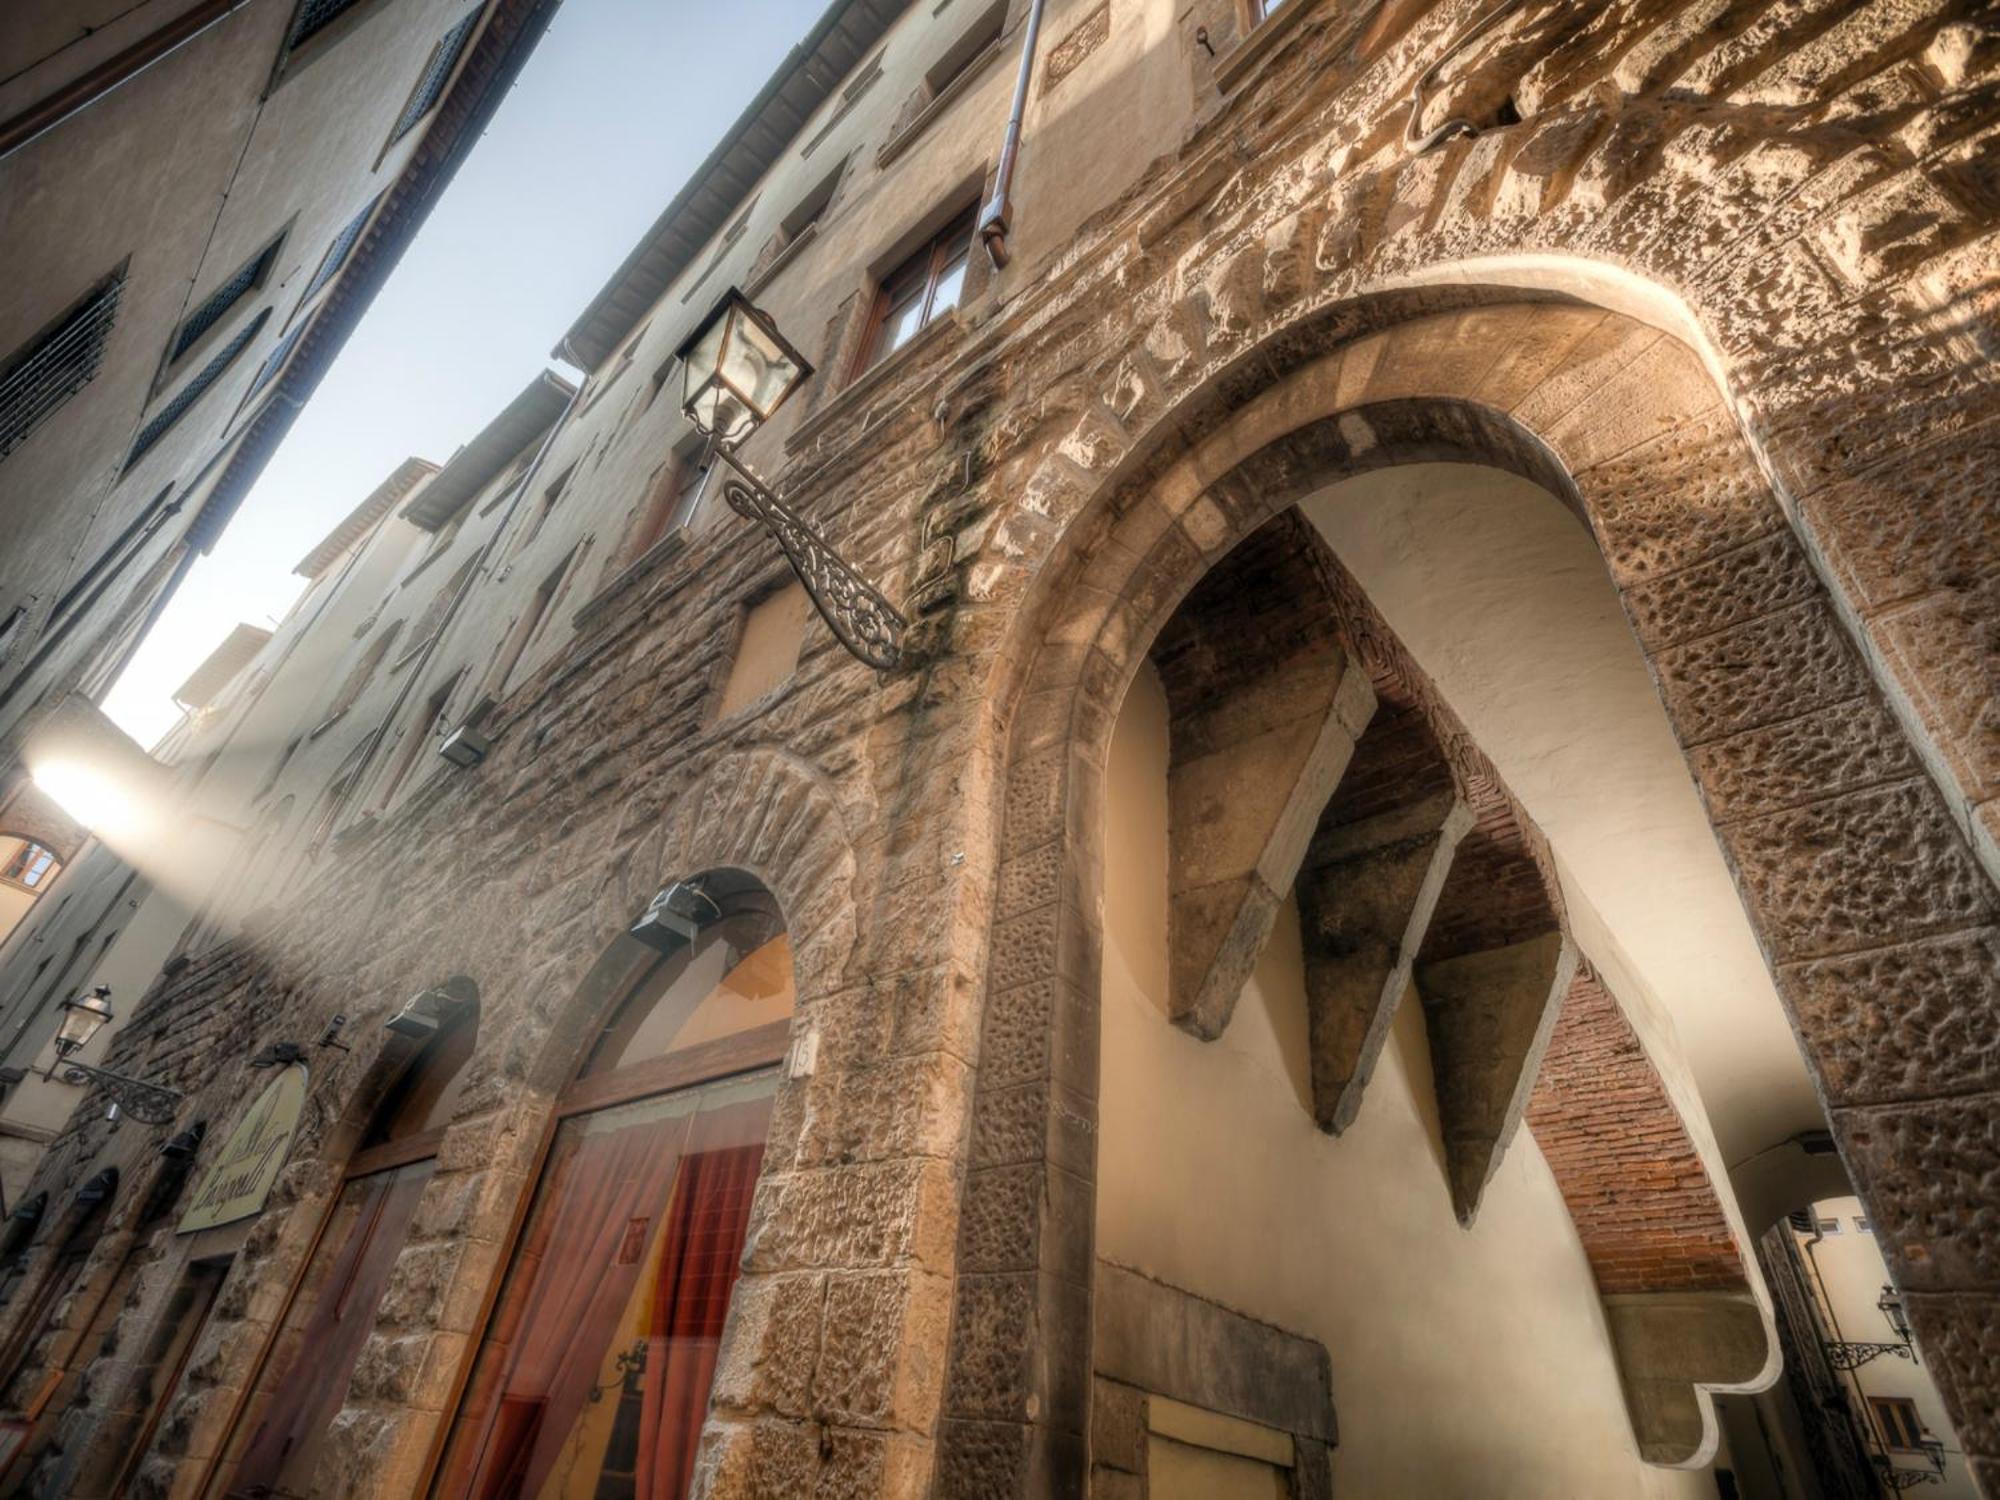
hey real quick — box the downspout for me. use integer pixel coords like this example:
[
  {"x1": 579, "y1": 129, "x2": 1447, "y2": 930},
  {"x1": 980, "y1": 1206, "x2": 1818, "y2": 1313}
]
[{"x1": 977, "y1": 0, "x2": 1049, "y2": 270}]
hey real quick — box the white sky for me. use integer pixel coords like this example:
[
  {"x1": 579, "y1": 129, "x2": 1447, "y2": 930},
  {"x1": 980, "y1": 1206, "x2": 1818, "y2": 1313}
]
[{"x1": 103, "y1": 0, "x2": 833, "y2": 747}]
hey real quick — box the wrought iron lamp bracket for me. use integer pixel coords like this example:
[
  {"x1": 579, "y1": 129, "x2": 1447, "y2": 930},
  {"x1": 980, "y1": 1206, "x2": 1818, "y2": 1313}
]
[
  {"x1": 709, "y1": 443, "x2": 906, "y2": 672},
  {"x1": 59, "y1": 1060, "x2": 184, "y2": 1125},
  {"x1": 1823, "y1": 1339, "x2": 1915, "y2": 1371}
]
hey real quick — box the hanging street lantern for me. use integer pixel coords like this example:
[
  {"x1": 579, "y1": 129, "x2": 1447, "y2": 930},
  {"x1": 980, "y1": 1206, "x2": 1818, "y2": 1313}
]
[
  {"x1": 49, "y1": 985, "x2": 114, "y2": 1072},
  {"x1": 42, "y1": 984, "x2": 186, "y2": 1125},
  {"x1": 674, "y1": 288, "x2": 907, "y2": 670}
]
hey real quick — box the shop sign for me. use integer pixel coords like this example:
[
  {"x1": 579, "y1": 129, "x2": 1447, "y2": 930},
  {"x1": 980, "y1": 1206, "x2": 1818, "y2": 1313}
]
[{"x1": 178, "y1": 1065, "x2": 307, "y2": 1234}]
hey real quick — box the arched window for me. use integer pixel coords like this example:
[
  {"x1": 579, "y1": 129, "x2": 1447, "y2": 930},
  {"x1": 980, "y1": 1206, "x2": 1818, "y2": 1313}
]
[
  {"x1": 434, "y1": 873, "x2": 793, "y2": 1500},
  {"x1": 5, "y1": 1129, "x2": 209, "y2": 1485},
  {"x1": 0, "y1": 1170, "x2": 116, "y2": 1390},
  {"x1": 221, "y1": 1005, "x2": 477, "y2": 1499}
]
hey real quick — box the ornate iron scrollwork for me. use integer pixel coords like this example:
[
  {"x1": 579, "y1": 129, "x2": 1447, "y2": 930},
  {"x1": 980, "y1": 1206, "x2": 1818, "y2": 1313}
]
[
  {"x1": 1822, "y1": 1339, "x2": 1916, "y2": 1371},
  {"x1": 713, "y1": 449, "x2": 905, "y2": 672},
  {"x1": 60, "y1": 1061, "x2": 184, "y2": 1125}
]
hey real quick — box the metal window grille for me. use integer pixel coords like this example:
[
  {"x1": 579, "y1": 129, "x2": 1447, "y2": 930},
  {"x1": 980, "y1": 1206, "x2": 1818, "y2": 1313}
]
[
  {"x1": 169, "y1": 242, "x2": 278, "y2": 364},
  {"x1": 127, "y1": 309, "x2": 269, "y2": 470},
  {"x1": 246, "y1": 320, "x2": 307, "y2": 404},
  {"x1": 287, "y1": 0, "x2": 367, "y2": 50},
  {"x1": 0, "y1": 271, "x2": 124, "y2": 461},
  {"x1": 389, "y1": 8, "x2": 481, "y2": 145},
  {"x1": 299, "y1": 198, "x2": 376, "y2": 309}
]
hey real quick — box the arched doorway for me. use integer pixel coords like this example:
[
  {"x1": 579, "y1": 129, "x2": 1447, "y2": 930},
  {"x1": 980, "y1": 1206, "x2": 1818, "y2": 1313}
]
[
  {"x1": 430, "y1": 869, "x2": 794, "y2": 1499},
  {"x1": 211, "y1": 996, "x2": 480, "y2": 1498},
  {"x1": 936, "y1": 294, "x2": 1999, "y2": 1497}
]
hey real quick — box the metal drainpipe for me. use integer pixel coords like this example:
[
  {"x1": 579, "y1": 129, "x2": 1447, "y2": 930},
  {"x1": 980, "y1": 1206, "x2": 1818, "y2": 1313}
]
[
  {"x1": 320, "y1": 384, "x2": 581, "y2": 834},
  {"x1": 977, "y1": 0, "x2": 1049, "y2": 270}
]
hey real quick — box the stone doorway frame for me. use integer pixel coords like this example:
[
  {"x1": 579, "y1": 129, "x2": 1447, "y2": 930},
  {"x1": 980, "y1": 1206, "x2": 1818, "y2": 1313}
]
[{"x1": 936, "y1": 294, "x2": 1999, "y2": 1497}]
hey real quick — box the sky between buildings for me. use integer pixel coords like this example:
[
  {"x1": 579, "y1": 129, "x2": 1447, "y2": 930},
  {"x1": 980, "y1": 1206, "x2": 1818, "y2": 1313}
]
[{"x1": 103, "y1": 0, "x2": 833, "y2": 748}]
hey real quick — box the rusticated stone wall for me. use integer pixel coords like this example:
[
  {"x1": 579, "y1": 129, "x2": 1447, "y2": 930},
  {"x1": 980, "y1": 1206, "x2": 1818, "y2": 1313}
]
[{"x1": 0, "y1": 0, "x2": 1994, "y2": 1496}]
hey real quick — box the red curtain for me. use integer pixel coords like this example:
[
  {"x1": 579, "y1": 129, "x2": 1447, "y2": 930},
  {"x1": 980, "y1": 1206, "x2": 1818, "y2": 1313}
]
[
  {"x1": 633, "y1": 1139, "x2": 764, "y2": 1500},
  {"x1": 466, "y1": 1113, "x2": 692, "y2": 1499}
]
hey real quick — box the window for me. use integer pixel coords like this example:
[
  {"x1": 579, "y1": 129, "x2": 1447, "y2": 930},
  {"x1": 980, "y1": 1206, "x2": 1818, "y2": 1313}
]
[
  {"x1": 433, "y1": 876, "x2": 791, "y2": 1500},
  {"x1": 376, "y1": 670, "x2": 464, "y2": 808},
  {"x1": 284, "y1": 0, "x2": 369, "y2": 50},
  {"x1": 316, "y1": 622, "x2": 402, "y2": 731},
  {"x1": 388, "y1": 7, "x2": 483, "y2": 146},
  {"x1": 166, "y1": 236, "x2": 282, "y2": 367},
  {"x1": 856, "y1": 206, "x2": 975, "y2": 374},
  {"x1": 1249, "y1": 0, "x2": 1290, "y2": 20},
  {"x1": 225, "y1": 1014, "x2": 475, "y2": 1497},
  {"x1": 749, "y1": 162, "x2": 844, "y2": 284},
  {"x1": 1871, "y1": 1396, "x2": 1926, "y2": 1451},
  {"x1": 406, "y1": 554, "x2": 480, "y2": 658},
  {"x1": 1, "y1": 842, "x2": 58, "y2": 890},
  {"x1": 513, "y1": 463, "x2": 576, "y2": 555},
  {"x1": 91, "y1": 1256, "x2": 233, "y2": 1497},
  {"x1": 295, "y1": 197, "x2": 379, "y2": 315},
  {"x1": 126, "y1": 309, "x2": 269, "y2": 470},
  {"x1": 619, "y1": 442, "x2": 706, "y2": 567},
  {"x1": 1815, "y1": 1216, "x2": 1842, "y2": 1235},
  {"x1": 0, "y1": 267, "x2": 125, "y2": 462},
  {"x1": 679, "y1": 205, "x2": 757, "y2": 306},
  {"x1": 488, "y1": 549, "x2": 573, "y2": 698},
  {"x1": 715, "y1": 584, "x2": 811, "y2": 720},
  {"x1": 242, "y1": 318, "x2": 308, "y2": 408},
  {"x1": 1855, "y1": 1215, "x2": 1872, "y2": 1232},
  {"x1": 926, "y1": 0, "x2": 1006, "y2": 100}
]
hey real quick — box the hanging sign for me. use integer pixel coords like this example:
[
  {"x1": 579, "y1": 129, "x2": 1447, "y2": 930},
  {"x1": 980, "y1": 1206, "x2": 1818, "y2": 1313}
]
[{"x1": 178, "y1": 1065, "x2": 308, "y2": 1234}]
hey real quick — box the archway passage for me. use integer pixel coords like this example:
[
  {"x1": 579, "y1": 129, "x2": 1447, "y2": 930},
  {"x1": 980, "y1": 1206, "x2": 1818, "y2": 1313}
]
[{"x1": 938, "y1": 300, "x2": 2000, "y2": 1498}]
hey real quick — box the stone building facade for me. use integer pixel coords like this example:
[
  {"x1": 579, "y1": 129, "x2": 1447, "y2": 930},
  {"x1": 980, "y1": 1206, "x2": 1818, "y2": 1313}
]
[
  {"x1": 0, "y1": 0, "x2": 559, "y2": 880},
  {"x1": 0, "y1": 0, "x2": 1994, "y2": 1495}
]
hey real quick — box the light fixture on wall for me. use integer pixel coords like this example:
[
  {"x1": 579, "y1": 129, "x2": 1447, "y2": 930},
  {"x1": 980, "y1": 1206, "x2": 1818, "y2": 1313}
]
[
  {"x1": 42, "y1": 985, "x2": 187, "y2": 1125},
  {"x1": 676, "y1": 288, "x2": 907, "y2": 670},
  {"x1": 1876, "y1": 1284, "x2": 1916, "y2": 1350},
  {"x1": 628, "y1": 880, "x2": 721, "y2": 954},
  {"x1": 385, "y1": 976, "x2": 479, "y2": 1039},
  {"x1": 439, "y1": 725, "x2": 491, "y2": 768}
]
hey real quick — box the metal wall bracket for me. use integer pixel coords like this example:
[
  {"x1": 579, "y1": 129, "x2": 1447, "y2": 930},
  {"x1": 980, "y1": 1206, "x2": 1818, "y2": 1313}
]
[
  {"x1": 713, "y1": 445, "x2": 906, "y2": 671},
  {"x1": 59, "y1": 1061, "x2": 184, "y2": 1125}
]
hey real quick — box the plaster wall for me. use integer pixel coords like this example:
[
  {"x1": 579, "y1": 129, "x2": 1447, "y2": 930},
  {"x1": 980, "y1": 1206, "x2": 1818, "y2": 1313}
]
[
  {"x1": 0, "y1": 863, "x2": 36, "y2": 949},
  {"x1": 1098, "y1": 661, "x2": 1714, "y2": 1499},
  {"x1": 1300, "y1": 464, "x2": 1823, "y2": 1170},
  {"x1": 1802, "y1": 1196, "x2": 1978, "y2": 1498}
]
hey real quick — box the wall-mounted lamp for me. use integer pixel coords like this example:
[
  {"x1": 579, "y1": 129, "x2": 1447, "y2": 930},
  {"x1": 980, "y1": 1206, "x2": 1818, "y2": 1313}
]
[
  {"x1": 385, "y1": 977, "x2": 478, "y2": 1040},
  {"x1": 318, "y1": 1013, "x2": 352, "y2": 1052},
  {"x1": 43, "y1": 985, "x2": 186, "y2": 1125},
  {"x1": 628, "y1": 880, "x2": 721, "y2": 955},
  {"x1": 676, "y1": 289, "x2": 907, "y2": 670},
  {"x1": 160, "y1": 1122, "x2": 206, "y2": 1160},
  {"x1": 439, "y1": 726, "x2": 491, "y2": 768},
  {"x1": 44, "y1": 985, "x2": 114, "y2": 1078}
]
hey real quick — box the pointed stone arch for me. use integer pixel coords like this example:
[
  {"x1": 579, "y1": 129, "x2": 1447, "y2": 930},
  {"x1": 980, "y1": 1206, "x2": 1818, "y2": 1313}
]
[{"x1": 937, "y1": 292, "x2": 1998, "y2": 1496}]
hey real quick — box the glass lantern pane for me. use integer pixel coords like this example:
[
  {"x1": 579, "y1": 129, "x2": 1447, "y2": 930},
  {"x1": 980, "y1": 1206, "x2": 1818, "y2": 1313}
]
[
  {"x1": 680, "y1": 314, "x2": 729, "y2": 414},
  {"x1": 718, "y1": 308, "x2": 798, "y2": 421}
]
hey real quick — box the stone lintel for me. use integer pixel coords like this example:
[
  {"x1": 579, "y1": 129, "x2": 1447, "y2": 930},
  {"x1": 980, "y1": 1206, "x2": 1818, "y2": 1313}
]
[
  {"x1": 1093, "y1": 1260, "x2": 1337, "y2": 1444},
  {"x1": 1602, "y1": 1291, "x2": 1772, "y2": 1468},
  {"x1": 1416, "y1": 929, "x2": 1578, "y2": 1225},
  {"x1": 1297, "y1": 791, "x2": 1474, "y2": 1134}
]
